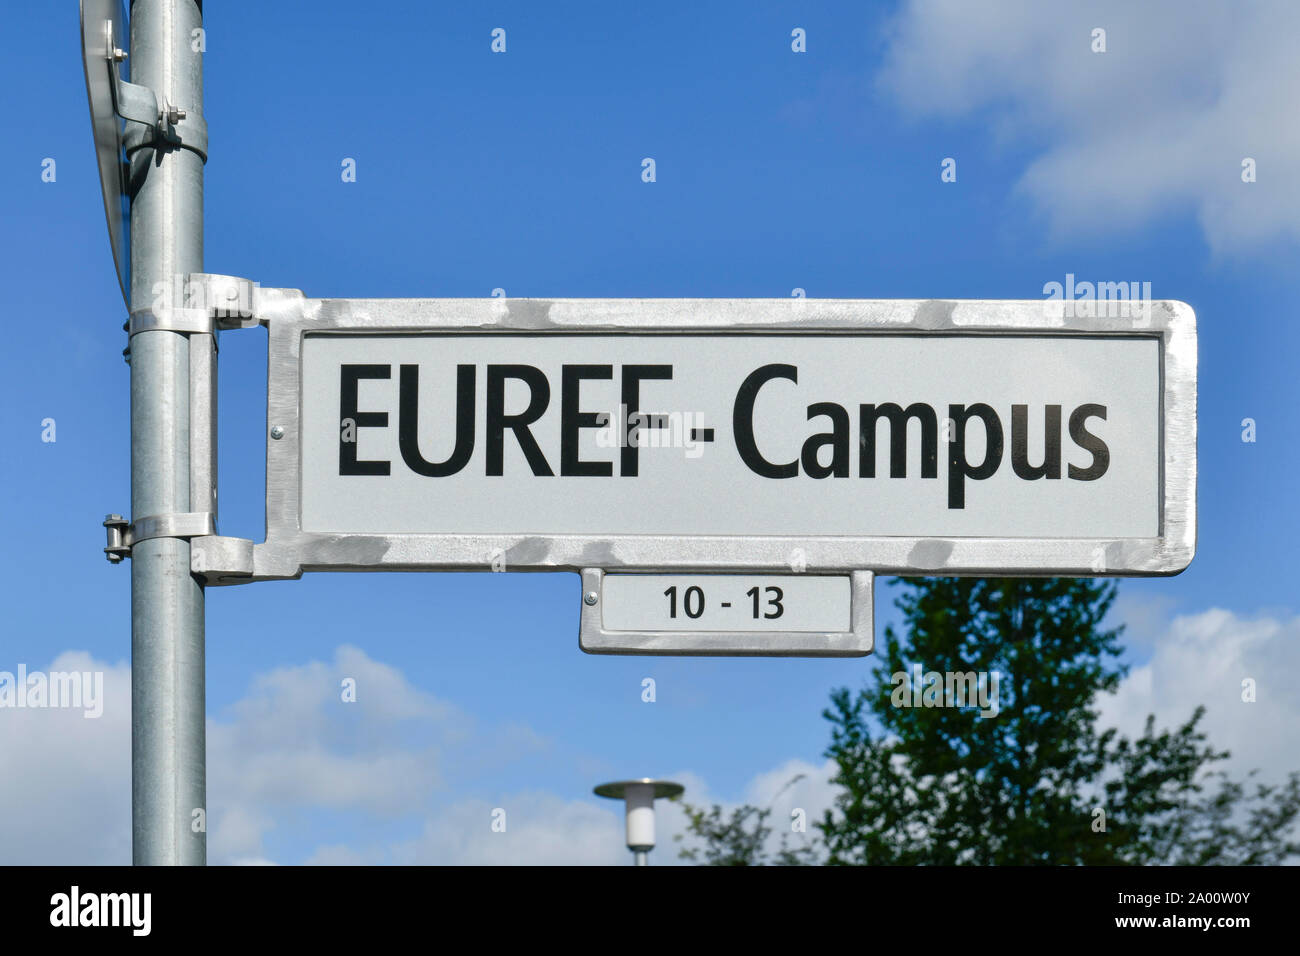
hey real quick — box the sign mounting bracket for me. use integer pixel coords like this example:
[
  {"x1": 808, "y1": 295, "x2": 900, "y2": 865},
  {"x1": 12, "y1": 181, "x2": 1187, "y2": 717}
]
[
  {"x1": 97, "y1": 16, "x2": 209, "y2": 161},
  {"x1": 105, "y1": 273, "x2": 282, "y2": 577}
]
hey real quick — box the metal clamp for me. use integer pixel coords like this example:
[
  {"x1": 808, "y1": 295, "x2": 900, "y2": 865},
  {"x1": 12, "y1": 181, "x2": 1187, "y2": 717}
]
[
  {"x1": 122, "y1": 112, "x2": 209, "y2": 163},
  {"x1": 125, "y1": 274, "x2": 266, "y2": 341},
  {"x1": 128, "y1": 306, "x2": 214, "y2": 336},
  {"x1": 103, "y1": 512, "x2": 216, "y2": 563},
  {"x1": 101, "y1": 17, "x2": 208, "y2": 162}
]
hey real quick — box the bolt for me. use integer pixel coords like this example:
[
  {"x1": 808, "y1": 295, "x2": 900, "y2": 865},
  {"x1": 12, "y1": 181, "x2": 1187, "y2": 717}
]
[
  {"x1": 270, "y1": 425, "x2": 285, "y2": 440},
  {"x1": 112, "y1": 48, "x2": 128, "y2": 63},
  {"x1": 103, "y1": 515, "x2": 128, "y2": 565},
  {"x1": 584, "y1": 591, "x2": 598, "y2": 606}
]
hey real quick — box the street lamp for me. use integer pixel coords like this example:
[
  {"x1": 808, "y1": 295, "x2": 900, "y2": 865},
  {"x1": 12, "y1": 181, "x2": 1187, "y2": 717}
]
[{"x1": 594, "y1": 778, "x2": 684, "y2": 865}]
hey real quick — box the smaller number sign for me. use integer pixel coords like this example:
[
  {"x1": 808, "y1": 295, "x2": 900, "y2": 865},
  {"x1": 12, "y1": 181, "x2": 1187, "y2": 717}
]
[
  {"x1": 605, "y1": 574, "x2": 849, "y2": 632},
  {"x1": 580, "y1": 569, "x2": 872, "y2": 657}
]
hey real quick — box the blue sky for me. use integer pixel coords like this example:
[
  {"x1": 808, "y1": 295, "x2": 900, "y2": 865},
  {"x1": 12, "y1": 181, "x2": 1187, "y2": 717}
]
[{"x1": 2, "y1": 0, "x2": 1298, "y2": 864}]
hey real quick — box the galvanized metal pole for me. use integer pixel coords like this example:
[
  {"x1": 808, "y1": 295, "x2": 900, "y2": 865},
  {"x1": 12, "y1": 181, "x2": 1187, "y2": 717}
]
[{"x1": 129, "y1": 0, "x2": 206, "y2": 865}]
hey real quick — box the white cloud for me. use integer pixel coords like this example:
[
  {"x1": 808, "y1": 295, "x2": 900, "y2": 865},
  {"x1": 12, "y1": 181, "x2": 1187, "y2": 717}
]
[
  {"x1": 206, "y1": 644, "x2": 487, "y2": 862},
  {"x1": 0, "y1": 644, "x2": 838, "y2": 865},
  {"x1": 878, "y1": 0, "x2": 1300, "y2": 256},
  {"x1": 206, "y1": 648, "x2": 842, "y2": 865},
  {"x1": 390, "y1": 793, "x2": 626, "y2": 866},
  {"x1": 1096, "y1": 607, "x2": 1300, "y2": 784},
  {"x1": 0, "y1": 652, "x2": 131, "y2": 864},
  {"x1": 10, "y1": 621, "x2": 1293, "y2": 866}
]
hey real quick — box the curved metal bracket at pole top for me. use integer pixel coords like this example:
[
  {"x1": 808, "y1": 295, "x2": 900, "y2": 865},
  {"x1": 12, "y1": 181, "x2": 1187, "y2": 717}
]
[
  {"x1": 80, "y1": 0, "x2": 132, "y2": 309},
  {"x1": 81, "y1": 0, "x2": 209, "y2": 311}
]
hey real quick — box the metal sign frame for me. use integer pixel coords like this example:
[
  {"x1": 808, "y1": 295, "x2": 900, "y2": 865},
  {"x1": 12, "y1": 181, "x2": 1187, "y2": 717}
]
[{"x1": 193, "y1": 291, "x2": 1195, "y2": 585}]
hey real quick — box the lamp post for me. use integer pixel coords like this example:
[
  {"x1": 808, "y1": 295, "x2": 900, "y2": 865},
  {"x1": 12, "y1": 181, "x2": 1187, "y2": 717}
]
[{"x1": 594, "y1": 779, "x2": 684, "y2": 865}]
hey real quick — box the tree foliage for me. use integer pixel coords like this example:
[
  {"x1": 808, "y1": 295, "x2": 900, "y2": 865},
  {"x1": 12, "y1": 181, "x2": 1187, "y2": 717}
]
[
  {"x1": 681, "y1": 577, "x2": 1300, "y2": 865},
  {"x1": 675, "y1": 775, "x2": 819, "y2": 866}
]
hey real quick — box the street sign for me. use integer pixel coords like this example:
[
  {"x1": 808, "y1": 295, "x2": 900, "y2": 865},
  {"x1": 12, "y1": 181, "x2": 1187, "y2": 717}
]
[
  {"x1": 601, "y1": 574, "x2": 851, "y2": 632},
  {"x1": 80, "y1": 0, "x2": 131, "y2": 307},
  {"x1": 580, "y1": 570, "x2": 872, "y2": 657},
  {"x1": 192, "y1": 292, "x2": 1195, "y2": 585}
]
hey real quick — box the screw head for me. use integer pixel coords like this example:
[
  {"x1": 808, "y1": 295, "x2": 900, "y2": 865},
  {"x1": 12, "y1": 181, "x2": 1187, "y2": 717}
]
[
  {"x1": 583, "y1": 591, "x2": 598, "y2": 606},
  {"x1": 270, "y1": 425, "x2": 285, "y2": 440}
]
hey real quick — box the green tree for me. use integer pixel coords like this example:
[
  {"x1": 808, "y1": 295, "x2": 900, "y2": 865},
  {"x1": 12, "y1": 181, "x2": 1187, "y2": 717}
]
[
  {"x1": 675, "y1": 776, "x2": 819, "y2": 866},
  {"x1": 682, "y1": 577, "x2": 1300, "y2": 865}
]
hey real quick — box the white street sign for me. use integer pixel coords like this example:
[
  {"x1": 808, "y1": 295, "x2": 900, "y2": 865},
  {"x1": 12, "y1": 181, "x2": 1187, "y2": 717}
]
[
  {"x1": 191, "y1": 294, "x2": 1195, "y2": 586},
  {"x1": 302, "y1": 333, "x2": 1158, "y2": 539}
]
